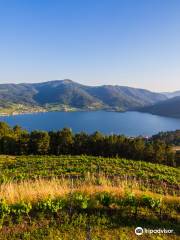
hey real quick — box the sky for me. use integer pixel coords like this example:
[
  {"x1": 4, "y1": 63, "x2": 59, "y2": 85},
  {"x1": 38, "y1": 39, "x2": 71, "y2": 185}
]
[{"x1": 0, "y1": 0, "x2": 180, "y2": 92}]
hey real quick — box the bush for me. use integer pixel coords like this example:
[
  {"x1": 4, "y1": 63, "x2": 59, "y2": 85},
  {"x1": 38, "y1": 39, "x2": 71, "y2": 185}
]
[
  {"x1": 141, "y1": 195, "x2": 161, "y2": 209},
  {"x1": 11, "y1": 202, "x2": 32, "y2": 216},
  {"x1": 0, "y1": 199, "x2": 10, "y2": 220},
  {"x1": 36, "y1": 198, "x2": 65, "y2": 213},
  {"x1": 96, "y1": 192, "x2": 114, "y2": 207},
  {"x1": 71, "y1": 193, "x2": 90, "y2": 209}
]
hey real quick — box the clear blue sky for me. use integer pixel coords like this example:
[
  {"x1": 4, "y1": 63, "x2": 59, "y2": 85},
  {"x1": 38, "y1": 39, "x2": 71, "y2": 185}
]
[{"x1": 0, "y1": 0, "x2": 180, "y2": 92}]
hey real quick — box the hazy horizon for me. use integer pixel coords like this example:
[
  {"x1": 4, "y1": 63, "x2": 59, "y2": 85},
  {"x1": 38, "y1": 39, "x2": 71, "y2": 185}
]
[{"x1": 0, "y1": 0, "x2": 180, "y2": 92}]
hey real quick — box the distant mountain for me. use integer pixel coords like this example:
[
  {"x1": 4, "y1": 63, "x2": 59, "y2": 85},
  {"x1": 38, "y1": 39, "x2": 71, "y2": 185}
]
[
  {"x1": 139, "y1": 96, "x2": 180, "y2": 118},
  {"x1": 163, "y1": 91, "x2": 180, "y2": 99},
  {"x1": 85, "y1": 85, "x2": 166, "y2": 109},
  {"x1": 0, "y1": 83, "x2": 37, "y2": 105},
  {"x1": 0, "y1": 80, "x2": 167, "y2": 111}
]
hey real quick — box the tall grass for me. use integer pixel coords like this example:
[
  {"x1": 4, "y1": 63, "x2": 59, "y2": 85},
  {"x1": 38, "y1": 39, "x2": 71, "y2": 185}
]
[{"x1": 0, "y1": 176, "x2": 179, "y2": 205}]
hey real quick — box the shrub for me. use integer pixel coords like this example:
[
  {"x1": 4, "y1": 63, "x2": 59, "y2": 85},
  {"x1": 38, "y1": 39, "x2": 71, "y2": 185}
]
[
  {"x1": 37, "y1": 198, "x2": 65, "y2": 214},
  {"x1": 0, "y1": 199, "x2": 10, "y2": 220},
  {"x1": 11, "y1": 202, "x2": 32, "y2": 216},
  {"x1": 141, "y1": 195, "x2": 161, "y2": 209},
  {"x1": 122, "y1": 193, "x2": 138, "y2": 207},
  {"x1": 96, "y1": 192, "x2": 114, "y2": 207},
  {"x1": 71, "y1": 193, "x2": 90, "y2": 209}
]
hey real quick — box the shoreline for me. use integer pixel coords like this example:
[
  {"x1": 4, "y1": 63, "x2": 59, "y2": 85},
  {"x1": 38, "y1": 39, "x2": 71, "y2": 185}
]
[
  {"x1": 0, "y1": 108, "x2": 180, "y2": 120},
  {"x1": 0, "y1": 110, "x2": 48, "y2": 117},
  {"x1": 0, "y1": 108, "x2": 125, "y2": 117}
]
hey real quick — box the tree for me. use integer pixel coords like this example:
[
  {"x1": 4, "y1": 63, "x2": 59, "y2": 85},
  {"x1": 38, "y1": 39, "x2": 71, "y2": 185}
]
[
  {"x1": 0, "y1": 136, "x2": 16, "y2": 154},
  {"x1": 29, "y1": 131, "x2": 50, "y2": 154},
  {"x1": 144, "y1": 143, "x2": 154, "y2": 162},
  {"x1": 55, "y1": 128, "x2": 74, "y2": 155},
  {"x1": 131, "y1": 138, "x2": 145, "y2": 160},
  {"x1": 0, "y1": 122, "x2": 15, "y2": 154},
  {"x1": 49, "y1": 131, "x2": 57, "y2": 155},
  {"x1": 0, "y1": 122, "x2": 13, "y2": 138},
  {"x1": 16, "y1": 133, "x2": 30, "y2": 155},
  {"x1": 88, "y1": 131, "x2": 104, "y2": 156},
  {"x1": 153, "y1": 140, "x2": 166, "y2": 164},
  {"x1": 165, "y1": 145, "x2": 175, "y2": 166},
  {"x1": 73, "y1": 132, "x2": 89, "y2": 155}
]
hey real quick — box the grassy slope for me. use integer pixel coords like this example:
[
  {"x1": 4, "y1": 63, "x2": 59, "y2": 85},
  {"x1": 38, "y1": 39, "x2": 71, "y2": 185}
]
[
  {"x1": 0, "y1": 155, "x2": 179, "y2": 240},
  {"x1": 0, "y1": 155, "x2": 179, "y2": 193}
]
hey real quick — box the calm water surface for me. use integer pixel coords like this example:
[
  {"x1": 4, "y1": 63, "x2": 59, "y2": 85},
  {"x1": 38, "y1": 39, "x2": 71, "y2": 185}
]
[{"x1": 0, "y1": 111, "x2": 180, "y2": 136}]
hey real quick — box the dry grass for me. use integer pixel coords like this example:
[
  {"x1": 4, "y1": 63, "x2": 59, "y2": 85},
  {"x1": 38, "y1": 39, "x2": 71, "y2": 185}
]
[
  {"x1": 0, "y1": 178, "x2": 69, "y2": 204},
  {"x1": 0, "y1": 176, "x2": 179, "y2": 205}
]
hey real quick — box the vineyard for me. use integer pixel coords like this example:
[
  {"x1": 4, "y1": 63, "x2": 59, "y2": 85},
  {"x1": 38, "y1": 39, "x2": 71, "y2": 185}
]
[
  {"x1": 0, "y1": 155, "x2": 179, "y2": 194},
  {"x1": 0, "y1": 155, "x2": 179, "y2": 239}
]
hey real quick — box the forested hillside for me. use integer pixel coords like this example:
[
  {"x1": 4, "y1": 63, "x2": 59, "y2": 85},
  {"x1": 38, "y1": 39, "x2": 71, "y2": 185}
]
[
  {"x1": 139, "y1": 96, "x2": 180, "y2": 118},
  {"x1": 0, "y1": 80, "x2": 167, "y2": 112},
  {"x1": 153, "y1": 130, "x2": 180, "y2": 145}
]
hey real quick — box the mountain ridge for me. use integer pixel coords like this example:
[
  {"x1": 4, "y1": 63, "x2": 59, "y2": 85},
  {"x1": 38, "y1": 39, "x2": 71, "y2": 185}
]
[
  {"x1": 138, "y1": 96, "x2": 180, "y2": 118},
  {"x1": 163, "y1": 90, "x2": 180, "y2": 99},
  {"x1": 0, "y1": 79, "x2": 167, "y2": 112}
]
